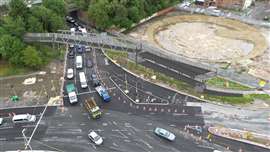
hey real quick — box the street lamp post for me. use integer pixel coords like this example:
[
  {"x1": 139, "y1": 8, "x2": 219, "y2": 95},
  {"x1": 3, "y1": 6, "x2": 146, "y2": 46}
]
[
  {"x1": 24, "y1": 86, "x2": 49, "y2": 150},
  {"x1": 22, "y1": 128, "x2": 32, "y2": 150}
]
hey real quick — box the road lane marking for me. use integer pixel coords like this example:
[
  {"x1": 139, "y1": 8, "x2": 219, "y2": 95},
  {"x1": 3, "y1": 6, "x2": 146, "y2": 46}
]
[
  {"x1": 0, "y1": 138, "x2": 7, "y2": 141},
  {"x1": 0, "y1": 126, "x2": 13, "y2": 130},
  {"x1": 173, "y1": 113, "x2": 188, "y2": 116},
  {"x1": 14, "y1": 137, "x2": 24, "y2": 140},
  {"x1": 138, "y1": 139, "x2": 153, "y2": 149}
]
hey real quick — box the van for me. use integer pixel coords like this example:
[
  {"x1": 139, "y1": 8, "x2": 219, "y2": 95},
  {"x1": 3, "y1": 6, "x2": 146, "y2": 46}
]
[
  {"x1": 76, "y1": 56, "x2": 83, "y2": 69},
  {"x1": 70, "y1": 27, "x2": 75, "y2": 35},
  {"x1": 79, "y1": 72, "x2": 88, "y2": 88},
  {"x1": 12, "y1": 114, "x2": 36, "y2": 123}
]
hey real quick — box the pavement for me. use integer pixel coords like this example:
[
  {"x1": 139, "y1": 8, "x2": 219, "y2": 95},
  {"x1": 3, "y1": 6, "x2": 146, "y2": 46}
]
[{"x1": 0, "y1": 46, "x2": 269, "y2": 152}]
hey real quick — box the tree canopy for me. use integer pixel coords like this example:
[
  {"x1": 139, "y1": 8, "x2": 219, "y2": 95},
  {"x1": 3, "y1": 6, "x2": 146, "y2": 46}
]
[
  {"x1": 87, "y1": 0, "x2": 180, "y2": 30},
  {"x1": 0, "y1": 0, "x2": 66, "y2": 69}
]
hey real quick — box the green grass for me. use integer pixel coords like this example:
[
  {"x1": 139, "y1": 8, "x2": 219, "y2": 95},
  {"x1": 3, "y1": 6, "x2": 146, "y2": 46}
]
[
  {"x1": 0, "y1": 62, "x2": 32, "y2": 77},
  {"x1": 206, "y1": 76, "x2": 252, "y2": 91},
  {"x1": 105, "y1": 49, "x2": 269, "y2": 104},
  {"x1": 106, "y1": 49, "x2": 128, "y2": 59}
]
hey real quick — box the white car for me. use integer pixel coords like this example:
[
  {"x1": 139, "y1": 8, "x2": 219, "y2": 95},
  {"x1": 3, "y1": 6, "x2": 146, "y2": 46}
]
[
  {"x1": 0, "y1": 118, "x2": 3, "y2": 125},
  {"x1": 88, "y1": 131, "x2": 103, "y2": 145},
  {"x1": 67, "y1": 68, "x2": 74, "y2": 79},
  {"x1": 154, "y1": 127, "x2": 175, "y2": 141}
]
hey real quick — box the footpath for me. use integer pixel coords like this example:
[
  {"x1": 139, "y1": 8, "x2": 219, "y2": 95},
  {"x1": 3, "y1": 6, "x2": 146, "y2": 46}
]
[{"x1": 208, "y1": 127, "x2": 270, "y2": 150}]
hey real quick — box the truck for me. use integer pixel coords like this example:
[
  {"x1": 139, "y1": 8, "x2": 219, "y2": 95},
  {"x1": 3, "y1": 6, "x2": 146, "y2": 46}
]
[
  {"x1": 66, "y1": 83, "x2": 78, "y2": 104},
  {"x1": 95, "y1": 86, "x2": 111, "y2": 102},
  {"x1": 84, "y1": 98, "x2": 102, "y2": 119}
]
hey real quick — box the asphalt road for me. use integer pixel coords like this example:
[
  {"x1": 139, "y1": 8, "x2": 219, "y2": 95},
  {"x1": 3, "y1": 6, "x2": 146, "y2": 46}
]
[{"x1": 1, "y1": 46, "x2": 268, "y2": 152}]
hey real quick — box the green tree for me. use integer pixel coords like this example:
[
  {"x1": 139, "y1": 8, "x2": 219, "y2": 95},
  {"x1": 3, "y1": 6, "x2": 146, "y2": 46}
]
[
  {"x1": 30, "y1": 6, "x2": 64, "y2": 32},
  {"x1": 74, "y1": 0, "x2": 91, "y2": 10},
  {"x1": 22, "y1": 46, "x2": 42, "y2": 69},
  {"x1": 88, "y1": 0, "x2": 112, "y2": 30},
  {"x1": 128, "y1": 6, "x2": 140, "y2": 23},
  {"x1": 2, "y1": 16, "x2": 26, "y2": 37},
  {"x1": 43, "y1": 0, "x2": 66, "y2": 17},
  {"x1": 30, "y1": 6, "x2": 51, "y2": 31},
  {"x1": 26, "y1": 16, "x2": 43, "y2": 32},
  {"x1": 48, "y1": 13, "x2": 65, "y2": 32},
  {"x1": 9, "y1": 0, "x2": 28, "y2": 19},
  {"x1": 0, "y1": 35, "x2": 24, "y2": 65}
]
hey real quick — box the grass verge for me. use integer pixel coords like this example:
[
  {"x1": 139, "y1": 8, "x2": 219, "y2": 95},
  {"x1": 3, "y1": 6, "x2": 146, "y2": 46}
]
[
  {"x1": 0, "y1": 62, "x2": 32, "y2": 77},
  {"x1": 206, "y1": 76, "x2": 252, "y2": 91},
  {"x1": 105, "y1": 49, "x2": 270, "y2": 104}
]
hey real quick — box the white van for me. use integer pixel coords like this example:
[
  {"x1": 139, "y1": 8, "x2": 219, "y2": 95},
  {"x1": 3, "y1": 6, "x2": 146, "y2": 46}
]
[
  {"x1": 12, "y1": 114, "x2": 36, "y2": 123},
  {"x1": 79, "y1": 72, "x2": 88, "y2": 88},
  {"x1": 76, "y1": 56, "x2": 83, "y2": 69},
  {"x1": 70, "y1": 27, "x2": 75, "y2": 36}
]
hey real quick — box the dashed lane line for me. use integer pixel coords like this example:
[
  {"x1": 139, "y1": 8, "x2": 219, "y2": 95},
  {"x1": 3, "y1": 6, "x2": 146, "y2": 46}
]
[{"x1": 0, "y1": 126, "x2": 13, "y2": 130}]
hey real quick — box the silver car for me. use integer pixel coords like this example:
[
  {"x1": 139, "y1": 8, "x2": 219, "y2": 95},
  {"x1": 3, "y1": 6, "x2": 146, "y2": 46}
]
[
  {"x1": 154, "y1": 127, "x2": 175, "y2": 141},
  {"x1": 88, "y1": 131, "x2": 103, "y2": 145}
]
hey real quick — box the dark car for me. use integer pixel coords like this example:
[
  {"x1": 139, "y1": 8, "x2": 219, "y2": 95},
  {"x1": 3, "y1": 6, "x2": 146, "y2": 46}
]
[
  {"x1": 74, "y1": 22, "x2": 79, "y2": 27},
  {"x1": 66, "y1": 16, "x2": 75, "y2": 23},
  {"x1": 91, "y1": 74, "x2": 100, "y2": 87},
  {"x1": 82, "y1": 45, "x2": 86, "y2": 52},
  {"x1": 86, "y1": 59, "x2": 93, "y2": 68},
  {"x1": 76, "y1": 45, "x2": 83, "y2": 54},
  {"x1": 68, "y1": 49, "x2": 75, "y2": 58}
]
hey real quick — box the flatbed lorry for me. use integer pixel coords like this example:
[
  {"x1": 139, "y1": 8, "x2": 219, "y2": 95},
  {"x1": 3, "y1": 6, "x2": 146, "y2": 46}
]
[
  {"x1": 65, "y1": 83, "x2": 78, "y2": 104},
  {"x1": 84, "y1": 98, "x2": 102, "y2": 119}
]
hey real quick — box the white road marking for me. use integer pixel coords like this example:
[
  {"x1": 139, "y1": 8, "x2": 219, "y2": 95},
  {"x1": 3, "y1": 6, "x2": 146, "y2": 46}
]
[
  {"x1": 0, "y1": 126, "x2": 13, "y2": 130},
  {"x1": 14, "y1": 137, "x2": 24, "y2": 140},
  {"x1": 173, "y1": 113, "x2": 188, "y2": 116},
  {"x1": 112, "y1": 121, "x2": 118, "y2": 125},
  {"x1": 111, "y1": 130, "x2": 129, "y2": 139},
  {"x1": 21, "y1": 125, "x2": 36, "y2": 128},
  {"x1": 89, "y1": 142, "x2": 97, "y2": 149},
  {"x1": 0, "y1": 138, "x2": 7, "y2": 141},
  {"x1": 139, "y1": 139, "x2": 153, "y2": 149},
  {"x1": 112, "y1": 142, "x2": 119, "y2": 147},
  {"x1": 146, "y1": 123, "x2": 152, "y2": 126}
]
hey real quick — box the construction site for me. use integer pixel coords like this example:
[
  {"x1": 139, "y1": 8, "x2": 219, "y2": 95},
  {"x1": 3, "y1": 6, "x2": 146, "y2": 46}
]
[{"x1": 129, "y1": 11, "x2": 270, "y2": 82}]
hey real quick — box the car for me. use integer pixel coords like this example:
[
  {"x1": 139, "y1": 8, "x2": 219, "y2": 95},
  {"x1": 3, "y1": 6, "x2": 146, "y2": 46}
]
[
  {"x1": 154, "y1": 127, "x2": 175, "y2": 141},
  {"x1": 76, "y1": 45, "x2": 83, "y2": 54},
  {"x1": 74, "y1": 22, "x2": 79, "y2": 27},
  {"x1": 69, "y1": 44, "x2": 74, "y2": 49},
  {"x1": 86, "y1": 59, "x2": 93, "y2": 68},
  {"x1": 66, "y1": 16, "x2": 75, "y2": 23},
  {"x1": 67, "y1": 68, "x2": 74, "y2": 79},
  {"x1": 91, "y1": 74, "x2": 100, "y2": 87},
  {"x1": 81, "y1": 45, "x2": 86, "y2": 52},
  {"x1": 68, "y1": 49, "x2": 75, "y2": 58},
  {"x1": 88, "y1": 131, "x2": 103, "y2": 145},
  {"x1": 0, "y1": 118, "x2": 3, "y2": 125},
  {"x1": 12, "y1": 114, "x2": 36, "y2": 124},
  {"x1": 85, "y1": 46, "x2": 90, "y2": 51}
]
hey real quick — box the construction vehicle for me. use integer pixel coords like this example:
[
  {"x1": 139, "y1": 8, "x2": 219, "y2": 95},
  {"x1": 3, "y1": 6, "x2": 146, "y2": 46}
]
[
  {"x1": 95, "y1": 86, "x2": 111, "y2": 102},
  {"x1": 65, "y1": 83, "x2": 78, "y2": 104},
  {"x1": 84, "y1": 98, "x2": 102, "y2": 119}
]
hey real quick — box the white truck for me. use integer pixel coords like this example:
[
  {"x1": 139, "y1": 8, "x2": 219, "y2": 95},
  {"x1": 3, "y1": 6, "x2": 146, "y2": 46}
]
[{"x1": 66, "y1": 83, "x2": 78, "y2": 104}]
